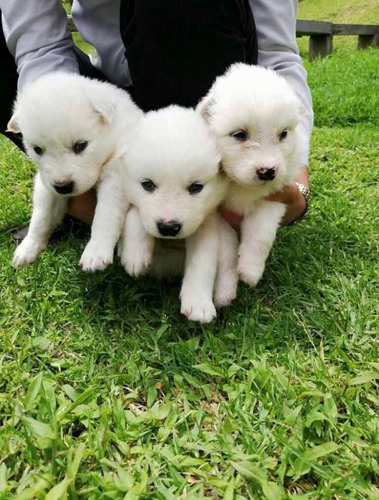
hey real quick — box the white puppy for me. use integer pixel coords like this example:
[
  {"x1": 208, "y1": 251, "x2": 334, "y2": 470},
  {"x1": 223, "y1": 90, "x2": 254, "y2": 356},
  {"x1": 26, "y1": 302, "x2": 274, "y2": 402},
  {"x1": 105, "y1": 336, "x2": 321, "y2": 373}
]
[
  {"x1": 8, "y1": 72, "x2": 142, "y2": 270},
  {"x1": 198, "y1": 63, "x2": 307, "y2": 287},
  {"x1": 120, "y1": 106, "x2": 238, "y2": 323}
]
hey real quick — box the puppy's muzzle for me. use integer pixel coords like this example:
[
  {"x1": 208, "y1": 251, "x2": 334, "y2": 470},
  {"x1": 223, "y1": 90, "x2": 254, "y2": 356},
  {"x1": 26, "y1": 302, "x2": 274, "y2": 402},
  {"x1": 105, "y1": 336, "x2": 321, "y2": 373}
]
[
  {"x1": 157, "y1": 220, "x2": 182, "y2": 237},
  {"x1": 53, "y1": 181, "x2": 75, "y2": 195},
  {"x1": 257, "y1": 167, "x2": 276, "y2": 181}
]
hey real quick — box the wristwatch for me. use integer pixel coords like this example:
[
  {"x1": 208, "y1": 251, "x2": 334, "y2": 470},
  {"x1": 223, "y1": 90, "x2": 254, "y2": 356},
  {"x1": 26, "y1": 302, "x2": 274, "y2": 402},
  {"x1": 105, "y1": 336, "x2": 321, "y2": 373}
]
[{"x1": 295, "y1": 182, "x2": 311, "y2": 220}]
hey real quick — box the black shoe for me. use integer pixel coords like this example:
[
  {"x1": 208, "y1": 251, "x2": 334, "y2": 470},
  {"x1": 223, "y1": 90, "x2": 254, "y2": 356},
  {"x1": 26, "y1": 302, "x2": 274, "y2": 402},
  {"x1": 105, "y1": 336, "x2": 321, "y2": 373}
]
[{"x1": 11, "y1": 215, "x2": 91, "y2": 244}]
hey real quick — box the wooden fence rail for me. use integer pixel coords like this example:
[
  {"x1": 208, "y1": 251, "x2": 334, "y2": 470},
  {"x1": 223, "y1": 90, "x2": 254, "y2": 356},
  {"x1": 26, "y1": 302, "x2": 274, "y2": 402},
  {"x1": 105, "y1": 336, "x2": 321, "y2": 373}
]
[
  {"x1": 296, "y1": 19, "x2": 379, "y2": 60},
  {"x1": 67, "y1": 16, "x2": 379, "y2": 62}
]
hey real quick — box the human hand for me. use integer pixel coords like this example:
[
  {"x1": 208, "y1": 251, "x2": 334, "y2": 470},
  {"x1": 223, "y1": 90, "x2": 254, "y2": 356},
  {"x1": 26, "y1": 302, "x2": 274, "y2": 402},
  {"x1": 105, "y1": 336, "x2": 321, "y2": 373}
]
[
  {"x1": 266, "y1": 165, "x2": 309, "y2": 225},
  {"x1": 219, "y1": 165, "x2": 309, "y2": 228}
]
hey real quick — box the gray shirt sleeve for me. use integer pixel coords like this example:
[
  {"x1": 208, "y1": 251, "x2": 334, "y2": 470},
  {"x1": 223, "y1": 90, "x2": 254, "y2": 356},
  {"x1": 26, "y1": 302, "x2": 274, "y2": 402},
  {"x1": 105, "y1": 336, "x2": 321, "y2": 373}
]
[
  {"x1": 1, "y1": 0, "x2": 79, "y2": 90},
  {"x1": 251, "y1": 0, "x2": 313, "y2": 165}
]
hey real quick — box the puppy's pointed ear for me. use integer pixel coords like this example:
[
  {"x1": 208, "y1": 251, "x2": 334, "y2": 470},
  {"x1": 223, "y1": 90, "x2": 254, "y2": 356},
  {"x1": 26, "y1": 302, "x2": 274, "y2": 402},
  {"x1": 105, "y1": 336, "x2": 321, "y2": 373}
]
[
  {"x1": 7, "y1": 109, "x2": 21, "y2": 133},
  {"x1": 196, "y1": 94, "x2": 215, "y2": 123},
  {"x1": 89, "y1": 98, "x2": 116, "y2": 126}
]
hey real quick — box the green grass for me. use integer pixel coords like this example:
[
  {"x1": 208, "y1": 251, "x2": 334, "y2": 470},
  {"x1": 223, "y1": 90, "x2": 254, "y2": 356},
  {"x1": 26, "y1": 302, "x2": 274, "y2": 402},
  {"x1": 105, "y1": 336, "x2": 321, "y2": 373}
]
[
  {"x1": 1, "y1": 28, "x2": 379, "y2": 500},
  {"x1": 298, "y1": 0, "x2": 379, "y2": 25},
  {"x1": 305, "y1": 50, "x2": 379, "y2": 127},
  {"x1": 62, "y1": 2, "x2": 95, "y2": 55}
]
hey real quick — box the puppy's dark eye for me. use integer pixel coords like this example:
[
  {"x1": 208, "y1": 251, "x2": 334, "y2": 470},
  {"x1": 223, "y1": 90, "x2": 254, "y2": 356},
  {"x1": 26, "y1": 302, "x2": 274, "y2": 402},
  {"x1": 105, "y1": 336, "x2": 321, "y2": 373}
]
[
  {"x1": 73, "y1": 141, "x2": 88, "y2": 154},
  {"x1": 230, "y1": 130, "x2": 248, "y2": 142},
  {"x1": 188, "y1": 182, "x2": 204, "y2": 195},
  {"x1": 279, "y1": 130, "x2": 288, "y2": 141},
  {"x1": 33, "y1": 146, "x2": 43, "y2": 156},
  {"x1": 141, "y1": 179, "x2": 156, "y2": 192}
]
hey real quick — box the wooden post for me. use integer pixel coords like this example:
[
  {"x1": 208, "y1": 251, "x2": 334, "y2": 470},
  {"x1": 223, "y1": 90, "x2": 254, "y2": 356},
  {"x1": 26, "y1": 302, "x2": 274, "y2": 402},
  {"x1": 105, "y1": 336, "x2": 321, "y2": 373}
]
[
  {"x1": 309, "y1": 34, "x2": 333, "y2": 61},
  {"x1": 358, "y1": 33, "x2": 378, "y2": 50}
]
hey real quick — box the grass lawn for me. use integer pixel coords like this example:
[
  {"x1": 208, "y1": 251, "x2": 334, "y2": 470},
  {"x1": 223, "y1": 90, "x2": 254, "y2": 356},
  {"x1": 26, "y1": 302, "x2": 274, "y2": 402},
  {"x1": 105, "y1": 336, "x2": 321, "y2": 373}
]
[
  {"x1": 298, "y1": 0, "x2": 379, "y2": 24},
  {"x1": 1, "y1": 21, "x2": 379, "y2": 500}
]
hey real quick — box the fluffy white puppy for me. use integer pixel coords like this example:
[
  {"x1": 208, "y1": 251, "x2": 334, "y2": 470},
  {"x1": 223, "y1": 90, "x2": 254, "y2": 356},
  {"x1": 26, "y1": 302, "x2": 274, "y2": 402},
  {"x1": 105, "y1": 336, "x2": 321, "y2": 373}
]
[
  {"x1": 8, "y1": 72, "x2": 142, "y2": 270},
  {"x1": 198, "y1": 63, "x2": 307, "y2": 287},
  {"x1": 120, "y1": 105, "x2": 238, "y2": 323}
]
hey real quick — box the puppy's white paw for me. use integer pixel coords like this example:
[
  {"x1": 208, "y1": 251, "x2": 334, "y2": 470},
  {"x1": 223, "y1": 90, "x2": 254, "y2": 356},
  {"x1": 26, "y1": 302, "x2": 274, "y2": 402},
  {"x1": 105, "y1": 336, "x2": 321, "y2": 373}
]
[
  {"x1": 121, "y1": 244, "x2": 153, "y2": 277},
  {"x1": 214, "y1": 272, "x2": 238, "y2": 307},
  {"x1": 123, "y1": 257, "x2": 151, "y2": 277},
  {"x1": 12, "y1": 237, "x2": 45, "y2": 267},
  {"x1": 180, "y1": 294, "x2": 217, "y2": 324},
  {"x1": 237, "y1": 254, "x2": 265, "y2": 287},
  {"x1": 80, "y1": 243, "x2": 113, "y2": 272}
]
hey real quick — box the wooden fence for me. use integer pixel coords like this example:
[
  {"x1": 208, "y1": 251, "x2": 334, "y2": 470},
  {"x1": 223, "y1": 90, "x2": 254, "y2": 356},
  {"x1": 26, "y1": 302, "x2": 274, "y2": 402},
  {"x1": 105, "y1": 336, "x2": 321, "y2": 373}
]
[
  {"x1": 296, "y1": 19, "x2": 379, "y2": 60},
  {"x1": 67, "y1": 16, "x2": 379, "y2": 61}
]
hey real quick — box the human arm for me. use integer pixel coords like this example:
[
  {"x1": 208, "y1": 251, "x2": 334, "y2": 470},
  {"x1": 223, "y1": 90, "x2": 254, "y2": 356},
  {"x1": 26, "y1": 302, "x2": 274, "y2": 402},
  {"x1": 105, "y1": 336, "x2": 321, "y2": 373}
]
[
  {"x1": 250, "y1": 0, "x2": 314, "y2": 166},
  {"x1": 0, "y1": 0, "x2": 78, "y2": 90}
]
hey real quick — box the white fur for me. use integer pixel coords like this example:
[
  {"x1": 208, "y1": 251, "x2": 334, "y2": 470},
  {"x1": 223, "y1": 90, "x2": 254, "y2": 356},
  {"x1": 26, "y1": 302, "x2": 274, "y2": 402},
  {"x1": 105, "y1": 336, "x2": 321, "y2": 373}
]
[
  {"x1": 9, "y1": 71, "x2": 142, "y2": 269},
  {"x1": 120, "y1": 106, "x2": 238, "y2": 322},
  {"x1": 198, "y1": 63, "x2": 307, "y2": 286}
]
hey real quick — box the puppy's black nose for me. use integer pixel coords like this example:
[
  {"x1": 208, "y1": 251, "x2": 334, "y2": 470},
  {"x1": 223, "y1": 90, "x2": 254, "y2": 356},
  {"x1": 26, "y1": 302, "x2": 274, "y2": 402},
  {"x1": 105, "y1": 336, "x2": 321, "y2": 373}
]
[
  {"x1": 53, "y1": 181, "x2": 74, "y2": 195},
  {"x1": 257, "y1": 167, "x2": 276, "y2": 181},
  {"x1": 157, "y1": 220, "x2": 182, "y2": 237}
]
